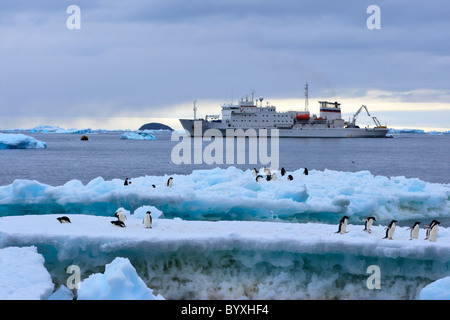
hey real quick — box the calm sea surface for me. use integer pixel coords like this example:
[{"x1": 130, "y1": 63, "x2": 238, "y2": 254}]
[{"x1": 0, "y1": 131, "x2": 449, "y2": 187}]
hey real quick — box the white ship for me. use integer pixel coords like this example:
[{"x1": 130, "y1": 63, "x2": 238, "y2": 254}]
[{"x1": 180, "y1": 85, "x2": 389, "y2": 138}]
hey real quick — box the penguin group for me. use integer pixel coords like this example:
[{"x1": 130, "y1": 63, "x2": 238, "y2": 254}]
[
  {"x1": 336, "y1": 216, "x2": 441, "y2": 242},
  {"x1": 253, "y1": 167, "x2": 296, "y2": 182}
]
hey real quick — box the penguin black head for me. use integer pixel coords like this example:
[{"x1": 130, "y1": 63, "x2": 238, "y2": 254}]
[
  {"x1": 57, "y1": 216, "x2": 71, "y2": 223},
  {"x1": 146, "y1": 211, "x2": 151, "y2": 215},
  {"x1": 111, "y1": 220, "x2": 126, "y2": 228},
  {"x1": 367, "y1": 216, "x2": 376, "y2": 221}
]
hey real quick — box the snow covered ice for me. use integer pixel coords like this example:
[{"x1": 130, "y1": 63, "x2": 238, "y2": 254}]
[
  {"x1": 0, "y1": 167, "x2": 449, "y2": 299},
  {"x1": 77, "y1": 257, "x2": 164, "y2": 300},
  {"x1": 0, "y1": 133, "x2": 47, "y2": 149},
  {"x1": 0, "y1": 246, "x2": 54, "y2": 299},
  {"x1": 0, "y1": 167, "x2": 448, "y2": 224},
  {"x1": 1, "y1": 213, "x2": 450, "y2": 299}
]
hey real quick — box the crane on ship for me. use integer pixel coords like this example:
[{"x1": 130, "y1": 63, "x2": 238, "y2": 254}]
[{"x1": 348, "y1": 105, "x2": 384, "y2": 128}]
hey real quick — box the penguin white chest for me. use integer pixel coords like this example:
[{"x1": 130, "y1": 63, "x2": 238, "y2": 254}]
[
  {"x1": 387, "y1": 225, "x2": 395, "y2": 239},
  {"x1": 428, "y1": 226, "x2": 439, "y2": 242},
  {"x1": 144, "y1": 215, "x2": 152, "y2": 228},
  {"x1": 410, "y1": 226, "x2": 419, "y2": 239}
]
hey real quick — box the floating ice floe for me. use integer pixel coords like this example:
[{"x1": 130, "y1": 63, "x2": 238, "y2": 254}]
[
  {"x1": 0, "y1": 214, "x2": 449, "y2": 299},
  {"x1": 0, "y1": 167, "x2": 448, "y2": 224},
  {"x1": 0, "y1": 246, "x2": 54, "y2": 299},
  {"x1": 0, "y1": 133, "x2": 47, "y2": 149},
  {"x1": 120, "y1": 130, "x2": 156, "y2": 140}
]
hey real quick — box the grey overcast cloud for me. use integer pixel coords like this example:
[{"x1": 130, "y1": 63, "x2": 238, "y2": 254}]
[{"x1": 0, "y1": 0, "x2": 449, "y2": 131}]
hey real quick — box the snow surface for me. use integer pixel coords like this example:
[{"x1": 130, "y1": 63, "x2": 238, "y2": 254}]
[
  {"x1": 419, "y1": 276, "x2": 450, "y2": 300},
  {"x1": 1, "y1": 214, "x2": 450, "y2": 299},
  {"x1": 0, "y1": 167, "x2": 448, "y2": 224},
  {"x1": 77, "y1": 257, "x2": 164, "y2": 300},
  {"x1": 0, "y1": 246, "x2": 54, "y2": 299},
  {"x1": 0, "y1": 133, "x2": 47, "y2": 149}
]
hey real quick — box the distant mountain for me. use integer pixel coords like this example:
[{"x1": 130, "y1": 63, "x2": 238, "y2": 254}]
[{"x1": 138, "y1": 122, "x2": 174, "y2": 131}]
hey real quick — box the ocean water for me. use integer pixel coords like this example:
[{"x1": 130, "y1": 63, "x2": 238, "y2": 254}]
[{"x1": 1, "y1": 131, "x2": 449, "y2": 186}]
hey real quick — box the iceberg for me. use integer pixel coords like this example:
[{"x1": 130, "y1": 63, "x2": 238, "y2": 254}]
[
  {"x1": 1, "y1": 214, "x2": 450, "y2": 299},
  {"x1": 0, "y1": 246, "x2": 54, "y2": 299},
  {"x1": 0, "y1": 133, "x2": 47, "y2": 149},
  {"x1": 77, "y1": 257, "x2": 164, "y2": 300},
  {"x1": 0, "y1": 167, "x2": 448, "y2": 224},
  {"x1": 28, "y1": 125, "x2": 93, "y2": 134},
  {"x1": 120, "y1": 130, "x2": 156, "y2": 140}
]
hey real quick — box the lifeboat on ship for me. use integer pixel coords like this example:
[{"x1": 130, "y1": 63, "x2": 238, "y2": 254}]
[{"x1": 296, "y1": 114, "x2": 310, "y2": 121}]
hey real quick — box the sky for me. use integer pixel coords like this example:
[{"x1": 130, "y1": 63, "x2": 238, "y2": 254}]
[{"x1": 0, "y1": 0, "x2": 449, "y2": 131}]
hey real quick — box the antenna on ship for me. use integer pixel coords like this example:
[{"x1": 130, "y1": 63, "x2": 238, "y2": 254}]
[
  {"x1": 193, "y1": 100, "x2": 197, "y2": 120},
  {"x1": 304, "y1": 82, "x2": 309, "y2": 112}
]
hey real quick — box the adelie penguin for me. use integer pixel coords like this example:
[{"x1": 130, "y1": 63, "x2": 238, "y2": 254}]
[
  {"x1": 167, "y1": 177, "x2": 173, "y2": 188},
  {"x1": 114, "y1": 210, "x2": 127, "y2": 222},
  {"x1": 256, "y1": 175, "x2": 263, "y2": 182},
  {"x1": 143, "y1": 211, "x2": 152, "y2": 229},
  {"x1": 363, "y1": 217, "x2": 376, "y2": 233},
  {"x1": 425, "y1": 220, "x2": 440, "y2": 242},
  {"x1": 407, "y1": 222, "x2": 421, "y2": 240},
  {"x1": 287, "y1": 175, "x2": 293, "y2": 181},
  {"x1": 252, "y1": 168, "x2": 259, "y2": 176},
  {"x1": 336, "y1": 216, "x2": 349, "y2": 234},
  {"x1": 111, "y1": 220, "x2": 126, "y2": 228},
  {"x1": 57, "y1": 216, "x2": 71, "y2": 223},
  {"x1": 124, "y1": 178, "x2": 131, "y2": 186},
  {"x1": 383, "y1": 220, "x2": 397, "y2": 240},
  {"x1": 281, "y1": 167, "x2": 286, "y2": 177}
]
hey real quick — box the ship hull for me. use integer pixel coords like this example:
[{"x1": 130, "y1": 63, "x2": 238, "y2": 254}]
[{"x1": 179, "y1": 119, "x2": 389, "y2": 138}]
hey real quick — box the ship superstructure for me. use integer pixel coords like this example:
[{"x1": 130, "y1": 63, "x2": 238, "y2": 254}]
[{"x1": 180, "y1": 86, "x2": 389, "y2": 138}]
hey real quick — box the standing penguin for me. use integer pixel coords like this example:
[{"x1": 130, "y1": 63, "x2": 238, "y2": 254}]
[
  {"x1": 281, "y1": 167, "x2": 286, "y2": 176},
  {"x1": 426, "y1": 220, "x2": 440, "y2": 242},
  {"x1": 124, "y1": 178, "x2": 131, "y2": 186},
  {"x1": 424, "y1": 220, "x2": 440, "y2": 240},
  {"x1": 383, "y1": 220, "x2": 397, "y2": 240},
  {"x1": 363, "y1": 217, "x2": 376, "y2": 233},
  {"x1": 252, "y1": 168, "x2": 259, "y2": 176},
  {"x1": 271, "y1": 173, "x2": 277, "y2": 181},
  {"x1": 115, "y1": 210, "x2": 127, "y2": 222},
  {"x1": 303, "y1": 168, "x2": 309, "y2": 175},
  {"x1": 143, "y1": 211, "x2": 152, "y2": 229},
  {"x1": 167, "y1": 177, "x2": 173, "y2": 188},
  {"x1": 336, "y1": 216, "x2": 349, "y2": 234},
  {"x1": 263, "y1": 167, "x2": 271, "y2": 176},
  {"x1": 407, "y1": 222, "x2": 421, "y2": 240}
]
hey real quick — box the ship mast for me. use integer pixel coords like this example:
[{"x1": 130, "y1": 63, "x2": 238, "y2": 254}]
[
  {"x1": 304, "y1": 82, "x2": 309, "y2": 112},
  {"x1": 193, "y1": 100, "x2": 197, "y2": 120}
]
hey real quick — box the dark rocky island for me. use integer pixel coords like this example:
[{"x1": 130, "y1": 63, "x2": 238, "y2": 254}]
[{"x1": 138, "y1": 122, "x2": 174, "y2": 131}]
